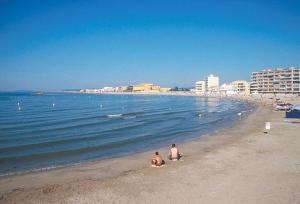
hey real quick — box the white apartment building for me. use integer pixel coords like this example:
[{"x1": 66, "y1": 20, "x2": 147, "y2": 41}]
[
  {"x1": 195, "y1": 74, "x2": 220, "y2": 94},
  {"x1": 219, "y1": 83, "x2": 235, "y2": 95},
  {"x1": 80, "y1": 89, "x2": 101, "y2": 93},
  {"x1": 195, "y1": 80, "x2": 206, "y2": 94},
  {"x1": 220, "y1": 80, "x2": 250, "y2": 95},
  {"x1": 250, "y1": 67, "x2": 300, "y2": 94},
  {"x1": 101, "y1": 87, "x2": 115, "y2": 92},
  {"x1": 206, "y1": 74, "x2": 219, "y2": 88},
  {"x1": 206, "y1": 74, "x2": 219, "y2": 93}
]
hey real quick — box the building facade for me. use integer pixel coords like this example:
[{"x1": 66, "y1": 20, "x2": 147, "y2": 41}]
[
  {"x1": 231, "y1": 80, "x2": 250, "y2": 94},
  {"x1": 195, "y1": 80, "x2": 206, "y2": 94},
  {"x1": 132, "y1": 83, "x2": 161, "y2": 92},
  {"x1": 206, "y1": 74, "x2": 219, "y2": 93},
  {"x1": 250, "y1": 67, "x2": 300, "y2": 94},
  {"x1": 195, "y1": 74, "x2": 220, "y2": 94},
  {"x1": 206, "y1": 74, "x2": 219, "y2": 88},
  {"x1": 219, "y1": 83, "x2": 234, "y2": 95},
  {"x1": 160, "y1": 87, "x2": 171, "y2": 92},
  {"x1": 220, "y1": 80, "x2": 250, "y2": 95}
]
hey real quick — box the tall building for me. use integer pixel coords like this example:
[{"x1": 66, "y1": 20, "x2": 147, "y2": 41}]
[
  {"x1": 206, "y1": 74, "x2": 219, "y2": 93},
  {"x1": 250, "y1": 67, "x2": 300, "y2": 94},
  {"x1": 195, "y1": 80, "x2": 206, "y2": 94},
  {"x1": 206, "y1": 74, "x2": 219, "y2": 88},
  {"x1": 195, "y1": 74, "x2": 220, "y2": 94}
]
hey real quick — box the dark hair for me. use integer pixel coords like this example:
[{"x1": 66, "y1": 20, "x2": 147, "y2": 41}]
[
  {"x1": 172, "y1": 144, "x2": 176, "y2": 147},
  {"x1": 155, "y1": 152, "x2": 159, "y2": 155}
]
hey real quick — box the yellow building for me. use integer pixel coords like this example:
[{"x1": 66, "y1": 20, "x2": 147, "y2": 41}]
[
  {"x1": 132, "y1": 83, "x2": 161, "y2": 92},
  {"x1": 231, "y1": 80, "x2": 250, "y2": 94},
  {"x1": 160, "y1": 87, "x2": 171, "y2": 92}
]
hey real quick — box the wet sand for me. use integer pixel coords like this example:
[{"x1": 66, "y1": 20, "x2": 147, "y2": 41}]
[{"x1": 0, "y1": 105, "x2": 300, "y2": 203}]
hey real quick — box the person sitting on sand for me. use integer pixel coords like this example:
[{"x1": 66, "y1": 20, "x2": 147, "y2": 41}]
[
  {"x1": 168, "y1": 144, "x2": 180, "y2": 161},
  {"x1": 151, "y1": 152, "x2": 164, "y2": 167}
]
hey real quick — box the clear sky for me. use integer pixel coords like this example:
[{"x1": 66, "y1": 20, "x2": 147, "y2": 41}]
[{"x1": 1, "y1": 0, "x2": 300, "y2": 91}]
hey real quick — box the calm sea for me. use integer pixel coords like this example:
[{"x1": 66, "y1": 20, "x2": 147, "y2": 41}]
[{"x1": 0, "y1": 92, "x2": 252, "y2": 175}]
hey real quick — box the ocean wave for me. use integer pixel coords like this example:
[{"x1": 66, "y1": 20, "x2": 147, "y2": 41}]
[
  {"x1": 0, "y1": 132, "x2": 159, "y2": 164},
  {"x1": 123, "y1": 116, "x2": 137, "y2": 119},
  {"x1": 0, "y1": 162, "x2": 82, "y2": 178},
  {"x1": 0, "y1": 120, "x2": 107, "y2": 141},
  {"x1": 107, "y1": 114, "x2": 123, "y2": 118},
  {"x1": 0, "y1": 114, "x2": 101, "y2": 132},
  {"x1": 0, "y1": 122, "x2": 147, "y2": 150},
  {"x1": 0, "y1": 93, "x2": 252, "y2": 175}
]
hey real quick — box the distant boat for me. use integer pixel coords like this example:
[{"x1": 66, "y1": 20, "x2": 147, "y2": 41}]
[{"x1": 31, "y1": 91, "x2": 44, "y2": 96}]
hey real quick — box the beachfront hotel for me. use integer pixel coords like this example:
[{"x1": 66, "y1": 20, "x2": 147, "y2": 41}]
[
  {"x1": 231, "y1": 80, "x2": 250, "y2": 94},
  {"x1": 250, "y1": 67, "x2": 300, "y2": 94},
  {"x1": 206, "y1": 74, "x2": 220, "y2": 93},
  {"x1": 195, "y1": 74, "x2": 219, "y2": 94},
  {"x1": 220, "y1": 80, "x2": 250, "y2": 95},
  {"x1": 195, "y1": 80, "x2": 206, "y2": 94}
]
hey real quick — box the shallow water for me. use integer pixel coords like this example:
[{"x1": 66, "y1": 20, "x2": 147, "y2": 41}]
[{"x1": 0, "y1": 92, "x2": 252, "y2": 175}]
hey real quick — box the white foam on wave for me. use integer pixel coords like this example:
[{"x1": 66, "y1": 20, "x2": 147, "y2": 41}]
[
  {"x1": 123, "y1": 116, "x2": 137, "y2": 119},
  {"x1": 107, "y1": 114, "x2": 123, "y2": 118},
  {"x1": 0, "y1": 161, "x2": 87, "y2": 178}
]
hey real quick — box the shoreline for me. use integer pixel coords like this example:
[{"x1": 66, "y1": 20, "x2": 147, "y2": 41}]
[
  {"x1": 0, "y1": 94, "x2": 255, "y2": 178},
  {"x1": 1, "y1": 97, "x2": 299, "y2": 203},
  {"x1": 0, "y1": 101, "x2": 262, "y2": 194},
  {"x1": 64, "y1": 91, "x2": 300, "y2": 107}
]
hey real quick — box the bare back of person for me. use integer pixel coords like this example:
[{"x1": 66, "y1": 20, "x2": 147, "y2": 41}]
[
  {"x1": 151, "y1": 152, "x2": 163, "y2": 166},
  {"x1": 168, "y1": 144, "x2": 180, "y2": 160},
  {"x1": 170, "y1": 147, "x2": 179, "y2": 160}
]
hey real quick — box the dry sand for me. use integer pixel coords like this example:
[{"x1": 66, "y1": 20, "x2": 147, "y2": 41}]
[{"x1": 0, "y1": 105, "x2": 300, "y2": 204}]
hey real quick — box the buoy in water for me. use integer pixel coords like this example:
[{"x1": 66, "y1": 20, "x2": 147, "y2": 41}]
[{"x1": 52, "y1": 103, "x2": 55, "y2": 107}]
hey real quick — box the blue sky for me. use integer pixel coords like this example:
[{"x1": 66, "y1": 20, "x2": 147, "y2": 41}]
[{"x1": 1, "y1": 0, "x2": 300, "y2": 91}]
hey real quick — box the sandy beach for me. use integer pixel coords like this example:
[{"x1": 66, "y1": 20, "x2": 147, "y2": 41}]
[
  {"x1": 0, "y1": 102, "x2": 300, "y2": 203},
  {"x1": 2, "y1": 0, "x2": 300, "y2": 202}
]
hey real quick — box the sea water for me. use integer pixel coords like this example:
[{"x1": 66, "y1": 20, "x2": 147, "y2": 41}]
[{"x1": 0, "y1": 92, "x2": 252, "y2": 175}]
